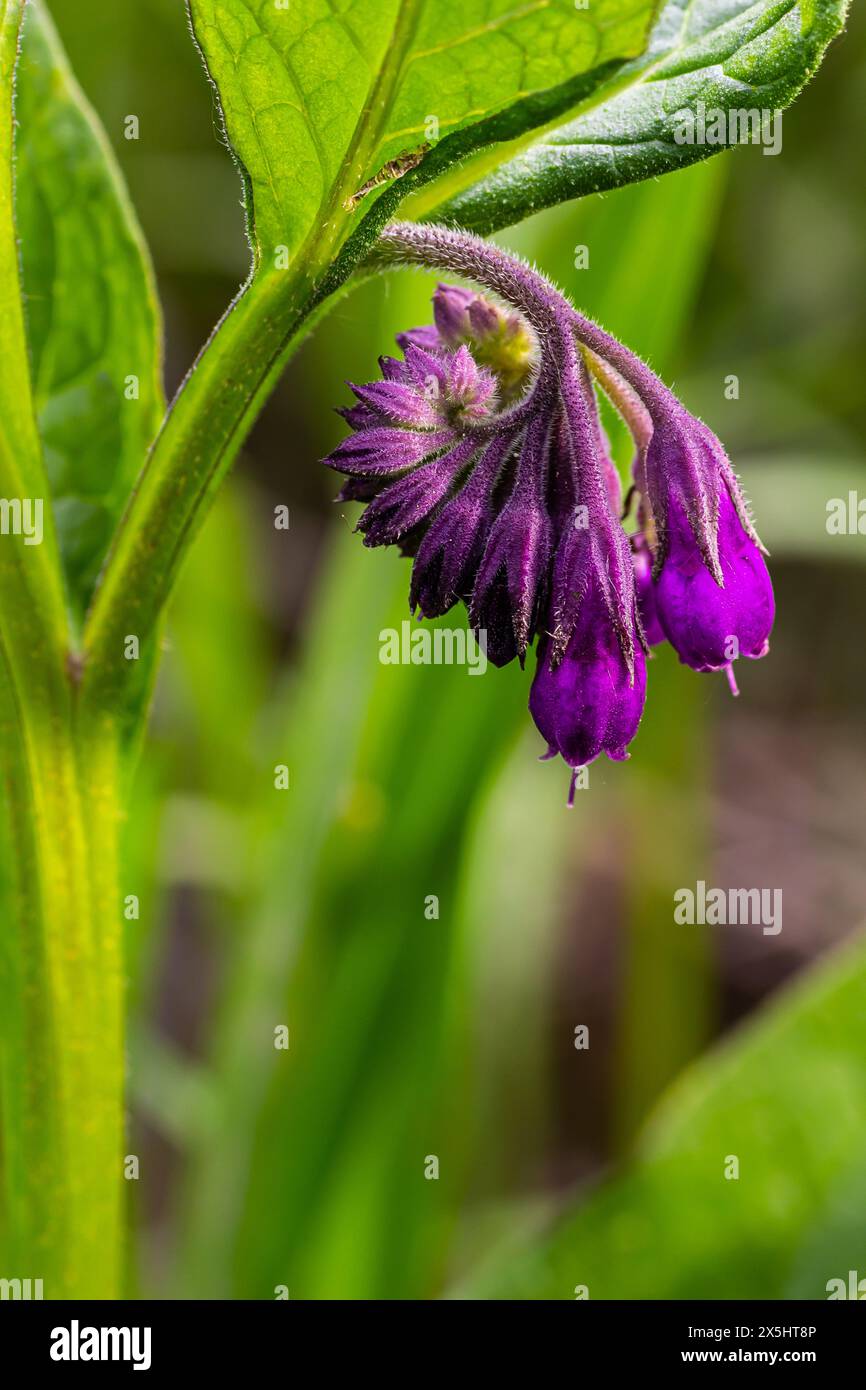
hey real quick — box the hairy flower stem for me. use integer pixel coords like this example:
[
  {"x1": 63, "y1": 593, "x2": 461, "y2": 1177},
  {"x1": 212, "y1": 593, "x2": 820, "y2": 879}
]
[
  {"x1": 569, "y1": 315, "x2": 675, "y2": 418},
  {"x1": 370, "y1": 224, "x2": 682, "y2": 441},
  {"x1": 372, "y1": 221, "x2": 566, "y2": 343}
]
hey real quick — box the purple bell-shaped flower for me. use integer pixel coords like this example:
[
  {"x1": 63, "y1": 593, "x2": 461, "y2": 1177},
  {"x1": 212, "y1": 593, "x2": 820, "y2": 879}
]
[{"x1": 322, "y1": 222, "x2": 775, "y2": 799}]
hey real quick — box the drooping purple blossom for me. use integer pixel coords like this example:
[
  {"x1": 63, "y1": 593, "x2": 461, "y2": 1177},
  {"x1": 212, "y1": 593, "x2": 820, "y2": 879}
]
[
  {"x1": 323, "y1": 223, "x2": 774, "y2": 800},
  {"x1": 653, "y1": 483, "x2": 775, "y2": 675},
  {"x1": 530, "y1": 600, "x2": 647, "y2": 806},
  {"x1": 567, "y1": 322, "x2": 775, "y2": 687}
]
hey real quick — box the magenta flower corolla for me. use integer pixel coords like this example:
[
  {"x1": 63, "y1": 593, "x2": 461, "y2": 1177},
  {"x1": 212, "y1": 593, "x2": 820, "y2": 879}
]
[
  {"x1": 530, "y1": 606, "x2": 648, "y2": 807},
  {"x1": 323, "y1": 224, "x2": 774, "y2": 799},
  {"x1": 633, "y1": 410, "x2": 775, "y2": 676}
]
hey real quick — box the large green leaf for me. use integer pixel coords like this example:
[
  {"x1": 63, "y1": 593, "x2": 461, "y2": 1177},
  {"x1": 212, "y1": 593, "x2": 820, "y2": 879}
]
[
  {"x1": 0, "y1": 1, "x2": 48, "y2": 505},
  {"x1": 185, "y1": 0, "x2": 658, "y2": 267},
  {"x1": 417, "y1": 0, "x2": 850, "y2": 234},
  {"x1": 15, "y1": 0, "x2": 163, "y2": 618},
  {"x1": 463, "y1": 934, "x2": 866, "y2": 1298}
]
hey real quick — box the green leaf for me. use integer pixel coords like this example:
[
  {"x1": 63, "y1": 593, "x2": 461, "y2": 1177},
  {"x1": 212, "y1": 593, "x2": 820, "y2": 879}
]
[
  {"x1": 463, "y1": 934, "x2": 866, "y2": 1298},
  {"x1": 417, "y1": 0, "x2": 850, "y2": 234},
  {"x1": 185, "y1": 0, "x2": 658, "y2": 268},
  {"x1": 0, "y1": 0, "x2": 67, "y2": 653},
  {"x1": 0, "y1": 1, "x2": 49, "y2": 505},
  {"x1": 15, "y1": 0, "x2": 164, "y2": 619}
]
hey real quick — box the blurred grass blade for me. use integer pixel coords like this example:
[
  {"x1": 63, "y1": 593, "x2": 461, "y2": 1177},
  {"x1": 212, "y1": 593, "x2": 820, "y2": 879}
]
[
  {"x1": 223, "y1": 578, "x2": 530, "y2": 1298},
  {"x1": 175, "y1": 530, "x2": 423, "y2": 1296},
  {"x1": 463, "y1": 933, "x2": 866, "y2": 1298},
  {"x1": 739, "y1": 455, "x2": 866, "y2": 563}
]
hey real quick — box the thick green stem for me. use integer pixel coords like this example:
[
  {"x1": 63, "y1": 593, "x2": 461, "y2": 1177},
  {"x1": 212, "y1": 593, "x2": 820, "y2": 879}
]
[
  {"x1": 76, "y1": 143, "x2": 444, "y2": 718},
  {"x1": 79, "y1": 261, "x2": 337, "y2": 716},
  {"x1": 0, "y1": 669, "x2": 125, "y2": 1296}
]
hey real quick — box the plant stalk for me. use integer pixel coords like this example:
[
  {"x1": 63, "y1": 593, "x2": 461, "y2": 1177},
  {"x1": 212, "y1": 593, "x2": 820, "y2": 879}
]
[{"x1": 0, "y1": 666, "x2": 125, "y2": 1297}]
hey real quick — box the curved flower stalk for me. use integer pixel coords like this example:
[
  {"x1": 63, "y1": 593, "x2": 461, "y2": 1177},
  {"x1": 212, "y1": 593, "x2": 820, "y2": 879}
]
[{"x1": 324, "y1": 223, "x2": 774, "y2": 799}]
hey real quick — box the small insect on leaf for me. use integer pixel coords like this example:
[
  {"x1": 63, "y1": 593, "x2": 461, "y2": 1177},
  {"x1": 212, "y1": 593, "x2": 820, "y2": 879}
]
[{"x1": 343, "y1": 144, "x2": 430, "y2": 213}]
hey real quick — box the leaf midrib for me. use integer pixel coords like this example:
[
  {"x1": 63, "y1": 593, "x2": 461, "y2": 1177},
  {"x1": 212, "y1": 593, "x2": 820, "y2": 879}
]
[{"x1": 286, "y1": 0, "x2": 426, "y2": 282}]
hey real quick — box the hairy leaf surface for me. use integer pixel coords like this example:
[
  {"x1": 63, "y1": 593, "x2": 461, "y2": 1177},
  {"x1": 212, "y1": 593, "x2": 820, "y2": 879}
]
[
  {"x1": 418, "y1": 0, "x2": 850, "y2": 233},
  {"x1": 186, "y1": 0, "x2": 658, "y2": 265}
]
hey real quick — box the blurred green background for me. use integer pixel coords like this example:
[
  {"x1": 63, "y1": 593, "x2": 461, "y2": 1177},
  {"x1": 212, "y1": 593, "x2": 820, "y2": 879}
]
[{"x1": 47, "y1": 0, "x2": 866, "y2": 1298}]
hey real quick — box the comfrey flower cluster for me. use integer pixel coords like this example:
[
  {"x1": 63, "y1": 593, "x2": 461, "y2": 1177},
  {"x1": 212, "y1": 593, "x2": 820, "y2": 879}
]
[{"x1": 325, "y1": 224, "x2": 774, "y2": 803}]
